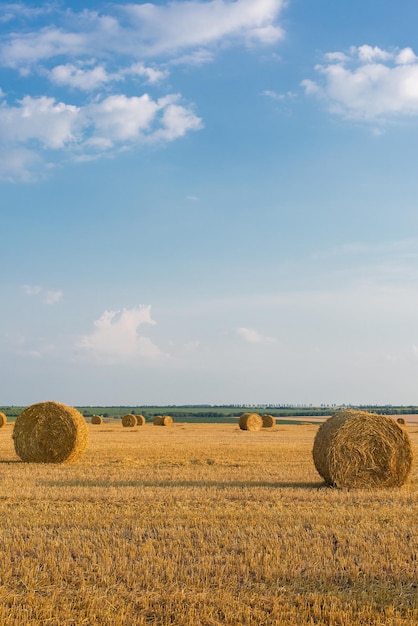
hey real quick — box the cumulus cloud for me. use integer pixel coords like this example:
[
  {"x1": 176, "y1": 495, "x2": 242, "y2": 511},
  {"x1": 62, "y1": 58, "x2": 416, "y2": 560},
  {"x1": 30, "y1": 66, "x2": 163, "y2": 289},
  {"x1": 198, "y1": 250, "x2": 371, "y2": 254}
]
[
  {"x1": 48, "y1": 63, "x2": 120, "y2": 91},
  {"x1": 77, "y1": 305, "x2": 163, "y2": 362},
  {"x1": 237, "y1": 327, "x2": 276, "y2": 344},
  {"x1": 0, "y1": 92, "x2": 202, "y2": 179},
  {"x1": 302, "y1": 45, "x2": 418, "y2": 121},
  {"x1": 0, "y1": 1, "x2": 285, "y2": 180},
  {"x1": 0, "y1": 95, "x2": 81, "y2": 149}
]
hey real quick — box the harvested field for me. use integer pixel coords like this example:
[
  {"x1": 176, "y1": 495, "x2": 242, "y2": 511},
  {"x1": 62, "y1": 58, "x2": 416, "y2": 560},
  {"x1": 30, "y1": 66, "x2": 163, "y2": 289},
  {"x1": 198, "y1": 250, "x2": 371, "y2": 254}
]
[{"x1": 0, "y1": 421, "x2": 416, "y2": 626}]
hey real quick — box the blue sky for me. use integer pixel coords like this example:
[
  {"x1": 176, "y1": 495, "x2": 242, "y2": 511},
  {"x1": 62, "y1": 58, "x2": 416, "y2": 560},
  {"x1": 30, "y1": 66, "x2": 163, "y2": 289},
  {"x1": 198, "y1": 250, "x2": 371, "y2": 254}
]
[{"x1": 2, "y1": 0, "x2": 418, "y2": 406}]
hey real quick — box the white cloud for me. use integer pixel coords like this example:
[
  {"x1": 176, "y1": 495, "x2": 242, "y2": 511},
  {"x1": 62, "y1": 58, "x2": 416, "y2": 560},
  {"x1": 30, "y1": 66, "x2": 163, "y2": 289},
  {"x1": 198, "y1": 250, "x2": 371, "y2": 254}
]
[
  {"x1": 0, "y1": 1, "x2": 285, "y2": 180},
  {"x1": 22, "y1": 284, "x2": 42, "y2": 295},
  {"x1": 302, "y1": 45, "x2": 418, "y2": 122},
  {"x1": 0, "y1": 4, "x2": 55, "y2": 24},
  {"x1": 44, "y1": 290, "x2": 63, "y2": 305},
  {"x1": 236, "y1": 327, "x2": 276, "y2": 344},
  {"x1": 48, "y1": 63, "x2": 120, "y2": 91},
  {"x1": 47, "y1": 61, "x2": 168, "y2": 91},
  {"x1": 169, "y1": 49, "x2": 214, "y2": 67},
  {"x1": 0, "y1": 1, "x2": 286, "y2": 67},
  {"x1": 127, "y1": 62, "x2": 169, "y2": 84},
  {"x1": 151, "y1": 98, "x2": 203, "y2": 142},
  {"x1": 0, "y1": 95, "x2": 81, "y2": 149},
  {"x1": 77, "y1": 305, "x2": 163, "y2": 362},
  {"x1": 0, "y1": 92, "x2": 202, "y2": 179},
  {"x1": 22, "y1": 284, "x2": 62, "y2": 304},
  {"x1": 110, "y1": 0, "x2": 285, "y2": 56},
  {"x1": 263, "y1": 89, "x2": 296, "y2": 102},
  {"x1": 90, "y1": 94, "x2": 159, "y2": 142},
  {"x1": 355, "y1": 45, "x2": 392, "y2": 64},
  {"x1": 396, "y1": 47, "x2": 417, "y2": 65}
]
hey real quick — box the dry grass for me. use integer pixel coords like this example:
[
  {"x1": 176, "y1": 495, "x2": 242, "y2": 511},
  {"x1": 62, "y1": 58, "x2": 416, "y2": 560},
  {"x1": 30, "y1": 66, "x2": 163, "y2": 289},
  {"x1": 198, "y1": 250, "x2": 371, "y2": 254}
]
[{"x1": 0, "y1": 421, "x2": 416, "y2": 625}]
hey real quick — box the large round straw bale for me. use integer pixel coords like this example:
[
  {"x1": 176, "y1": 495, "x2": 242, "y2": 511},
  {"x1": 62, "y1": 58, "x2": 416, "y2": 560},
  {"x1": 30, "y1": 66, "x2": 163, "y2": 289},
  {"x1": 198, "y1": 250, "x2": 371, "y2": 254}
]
[
  {"x1": 313, "y1": 410, "x2": 413, "y2": 488},
  {"x1": 262, "y1": 414, "x2": 276, "y2": 428},
  {"x1": 122, "y1": 413, "x2": 137, "y2": 427},
  {"x1": 0, "y1": 412, "x2": 7, "y2": 428},
  {"x1": 91, "y1": 415, "x2": 103, "y2": 424},
  {"x1": 397, "y1": 417, "x2": 406, "y2": 425},
  {"x1": 238, "y1": 412, "x2": 263, "y2": 431},
  {"x1": 136, "y1": 414, "x2": 146, "y2": 426},
  {"x1": 13, "y1": 401, "x2": 89, "y2": 464},
  {"x1": 154, "y1": 415, "x2": 173, "y2": 426}
]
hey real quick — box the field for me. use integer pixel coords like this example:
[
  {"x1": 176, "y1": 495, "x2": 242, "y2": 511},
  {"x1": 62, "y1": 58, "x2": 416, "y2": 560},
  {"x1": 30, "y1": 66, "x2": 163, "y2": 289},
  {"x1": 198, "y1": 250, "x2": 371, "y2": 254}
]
[{"x1": 0, "y1": 420, "x2": 417, "y2": 625}]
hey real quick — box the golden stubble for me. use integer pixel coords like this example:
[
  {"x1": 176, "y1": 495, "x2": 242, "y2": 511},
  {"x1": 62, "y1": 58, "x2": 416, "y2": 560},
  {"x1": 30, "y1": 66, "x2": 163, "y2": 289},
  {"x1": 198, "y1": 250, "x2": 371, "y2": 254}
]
[{"x1": 0, "y1": 421, "x2": 416, "y2": 626}]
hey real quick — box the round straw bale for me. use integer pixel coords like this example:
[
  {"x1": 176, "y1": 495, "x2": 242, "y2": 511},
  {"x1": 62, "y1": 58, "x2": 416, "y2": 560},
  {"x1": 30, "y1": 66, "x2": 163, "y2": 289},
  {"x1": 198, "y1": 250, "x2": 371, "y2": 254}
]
[
  {"x1": 13, "y1": 401, "x2": 89, "y2": 464},
  {"x1": 313, "y1": 409, "x2": 413, "y2": 488},
  {"x1": 397, "y1": 417, "x2": 406, "y2": 425},
  {"x1": 136, "y1": 414, "x2": 146, "y2": 426},
  {"x1": 91, "y1": 415, "x2": 103, "y2": 424},
  {"x1": 122, "y1": 413, "x2": 137, "y2": 427},
  {"x1": 0, "y1": 412, "x2": 7, "y2": 428},
  {"x1": 238, "y1": 412, "x2": 263, "y2": 431},
  {"x1": 261, "y1": 414, "x2": 276, "y2": 428},
  {"x1": 154, "y1": 415, "x2": 173, "y2": 426}
]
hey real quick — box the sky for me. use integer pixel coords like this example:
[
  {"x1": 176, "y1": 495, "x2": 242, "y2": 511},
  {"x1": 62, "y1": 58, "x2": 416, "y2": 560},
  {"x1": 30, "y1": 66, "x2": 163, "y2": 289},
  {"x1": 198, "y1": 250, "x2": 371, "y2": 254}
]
[{"x1": 2, "y1": 0, "x2": 418, "y2": 406}]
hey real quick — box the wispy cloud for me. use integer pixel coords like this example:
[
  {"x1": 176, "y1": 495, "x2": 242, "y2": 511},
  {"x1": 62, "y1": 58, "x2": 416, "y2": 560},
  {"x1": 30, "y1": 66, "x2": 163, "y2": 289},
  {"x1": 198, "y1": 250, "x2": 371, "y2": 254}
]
[
  {"x1": 44, "y1": 290, "x2": 63, "y2": 305},
  {"x1": 0, "y1": 1, "x2": 286, "y2": 68},
  {"x1": 263, "y1": 89, "x2": 296, "y2": 101},
  {"x1": 302, "y1": 45, "x2": 418, "y2": 122},
  {"x1": 22, "y1": 284, "x2": 62, "y2": 304},
  {"x1": 22, "y1": 284, "x2": 42, "y2": 295},
  {"x1": 236, "y1": 327, "x2": 276, "y2": 344}
]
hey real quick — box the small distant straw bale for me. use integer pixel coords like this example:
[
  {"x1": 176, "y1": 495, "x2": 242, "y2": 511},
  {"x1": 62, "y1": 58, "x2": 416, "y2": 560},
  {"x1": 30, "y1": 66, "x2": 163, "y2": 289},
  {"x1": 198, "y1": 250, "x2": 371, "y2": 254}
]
[
  {"x1": 122, "y1": 414, "x2": 137, "y2": 427},
  {"x1": 91, "y1": 415, "x2": 103, "y2": 424},
  {"x1": 397, "y1": 417, "x2": 406, "y2": 425},
  {"x1": 313, "y1": 409, "x2": 413, "y2": 488},
  {"x1": 239, "y1": 413, "x2": 263, "y2": 431},
  {"x1": 0, "y1": 412, "x2": 7, "y2": 428},
  {"x1": 154, "y1": 415, "x2": 173, "y2": 426},
  {"x1": 136, "y1": 414, "x2": 146, "y2": 426},
  {"x1": 262, "y1": 414, "x2": 276, "y2": 428},
  {"x1": 13, "y1": 401, "x2": 89, "y2": 463}
]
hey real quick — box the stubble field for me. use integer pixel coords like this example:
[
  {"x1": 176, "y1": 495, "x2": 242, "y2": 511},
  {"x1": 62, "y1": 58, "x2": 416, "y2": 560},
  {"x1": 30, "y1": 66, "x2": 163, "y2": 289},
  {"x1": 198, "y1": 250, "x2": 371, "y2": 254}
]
[{"x1": 0, "y1": 420, "x2": 417, "y2": 625}]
